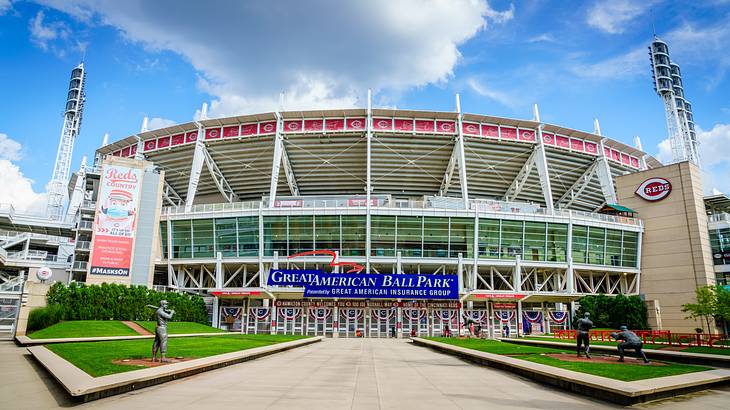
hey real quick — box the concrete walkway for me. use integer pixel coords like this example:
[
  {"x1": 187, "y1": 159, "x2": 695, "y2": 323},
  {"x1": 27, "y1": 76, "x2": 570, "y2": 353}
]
[{"x1": 2, "y1": 339, "x2": 730, "y2": 409}]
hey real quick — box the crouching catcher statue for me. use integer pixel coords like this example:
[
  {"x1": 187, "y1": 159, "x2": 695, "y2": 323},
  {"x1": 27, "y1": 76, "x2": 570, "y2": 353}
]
[
  {"x1": 147, "y1": 300, "x2": 175, "y2": 362},
  {"x1": 611, "y1": 326, "x2": 650, "y2": 363}
]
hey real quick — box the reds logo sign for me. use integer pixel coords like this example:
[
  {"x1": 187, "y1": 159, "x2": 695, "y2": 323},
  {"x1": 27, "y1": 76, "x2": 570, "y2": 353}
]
[{"x1": 635, "y1": 177, "x2": 672, "y2": 201}]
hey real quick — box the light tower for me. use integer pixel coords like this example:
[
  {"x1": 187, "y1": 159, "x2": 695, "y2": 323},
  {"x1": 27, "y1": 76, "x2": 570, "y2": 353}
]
[
  {"x1": 649, "y1": 37, "x2": 699, "y2": 165},
  {"x1": 47, "y1": 63, "x2": 86, "y2": 220}
]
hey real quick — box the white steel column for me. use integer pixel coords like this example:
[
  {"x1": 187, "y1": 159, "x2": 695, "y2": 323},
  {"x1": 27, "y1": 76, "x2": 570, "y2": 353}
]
[
  {"x1": 532, "y1": 104, "x2": 554, "y2": 211},
  {"x1": 366, "y1": 89, "x2": 373, "y2": 272},
  {"x1": 185, "y1": 125, "x2": 206, "y2": 212},
  {"x1": 594, "y1": 119, "x2": 618, "y2": 204},
  {"x1": 455, "y1": 94, "x2": 469, "y2": 209},
  {"x1": 269, "y1": 113, "x2": 285, "y2": 208},
  {"x1": 215, "y1": 251, "x2": 223, "y2": 288},
  {"x1": 566, "y1": 214, "x2": 575, "y2": 293},
  {"x1": 514, "y1": 255, "x2": 522, "y2": 292}
]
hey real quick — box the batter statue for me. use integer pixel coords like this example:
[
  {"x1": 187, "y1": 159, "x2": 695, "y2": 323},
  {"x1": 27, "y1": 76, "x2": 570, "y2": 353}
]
[
  {"x1": 575, "y1": 312, "x2": 593, "y2": 359},
  {"x1": 148, "y1": 300, "x2": 175, "y2": 362},
  {"x1": 611, "y1": 326, "x2": 650, "y2": 363}
]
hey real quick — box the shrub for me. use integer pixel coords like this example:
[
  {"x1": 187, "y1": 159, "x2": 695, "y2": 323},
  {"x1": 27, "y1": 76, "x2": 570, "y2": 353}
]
[
  {"x1": 575, "y1": 294, "x2": 648, "y2": 330},
  {"x1": 27, "y1": 304, "x2": 64, "y2": 332},
  {"x1": 43, "y1": 282, "x2": 208, "y2": 326}
]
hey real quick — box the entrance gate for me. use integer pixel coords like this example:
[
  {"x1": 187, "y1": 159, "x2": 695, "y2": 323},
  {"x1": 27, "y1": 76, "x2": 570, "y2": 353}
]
[
  {"x1": 245, "y1": 307, "x2": 271, "y2": 334},
  {"x1": 493, "y1": 310, "x2": 518, "y2": 337},
  {"x1": 463, "y1": 309, "x2": 488, "y2": 337},
  {"x1": 0, "y1": 293, "x2": 20, "y2": 339},
  {"x1": 307, "y1": 307, "x2": 333, "y2": 336},
  {"x1": 277, "y1": 307, "x2": 305, "y2": 335},
  {"x1": 431, "y1": 309, "x2": 458, "y2": 337},
  {"x1": 402, "y1": 308, "x2": 428, "y2": 337},
  {"x1": 369, "y1": 308, "x2": 396, "y2": 338},
  {"x1": 339, "y1": 308, "x2": 365, "y2": 337}
]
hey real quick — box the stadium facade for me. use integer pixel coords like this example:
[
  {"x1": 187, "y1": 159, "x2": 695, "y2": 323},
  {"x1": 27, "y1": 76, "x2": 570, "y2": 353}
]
[{"x1": 2, "y1": 75, "x2": 729, "y2": 339}]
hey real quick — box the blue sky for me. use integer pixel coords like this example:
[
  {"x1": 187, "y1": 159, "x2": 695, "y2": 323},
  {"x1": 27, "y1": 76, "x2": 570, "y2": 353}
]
[{"x1": 1, "y1": 0, "x2": 729, "y2": 212}]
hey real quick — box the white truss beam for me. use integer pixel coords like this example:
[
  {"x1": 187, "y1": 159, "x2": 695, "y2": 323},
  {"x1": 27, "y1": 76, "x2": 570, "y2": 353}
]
[
  {"x1": 201, "y1": 142, "x2": 238, "y2": 203},
  {"x1": 556, "y1": 161, "x2": 599, "y2": 209},
  {"x1": 455, "y1": 94, "x2": 469, "y2": 208},
  {"x1": 438, "y1": 140, "x2": 459, "y2": 196},
  {"x1": 163, "y1": 180, "x2": 183, "y2": 207},
  {"x1": 504, "y1": 149, "x2": 537, "y2": 202},
  {"x1": 596, "y1": 137, "x2": 618, "y2": 205},
  {"x1": 185, "y1": 129, "x2": 206, "y2": 212},
  {"x1": 280, "y1": 142, "x2": 300, "y2": 196},
  {"x1": 269, "y1": 114, "x2": 285, "y2": 208},
  {"x1": 533, "y1": 105, "x2": 554, "y2": 211}
]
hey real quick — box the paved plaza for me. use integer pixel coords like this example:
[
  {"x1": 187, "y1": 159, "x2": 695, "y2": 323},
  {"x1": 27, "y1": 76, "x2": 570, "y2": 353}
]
[{"x1": 2, "y1": 339, "x2": 730, "y2": 409}]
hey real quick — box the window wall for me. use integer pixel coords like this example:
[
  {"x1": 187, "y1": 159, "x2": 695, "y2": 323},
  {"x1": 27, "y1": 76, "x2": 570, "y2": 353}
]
[
  {"x1": 710, "y1": 228, "x2": 730, "y2": 265},
  {"x1": 165, "y1": 214, "x2": 638, "y2": 268},
  {"x1": 571, "y1": 225, "x2": 639, "y2": 268}
]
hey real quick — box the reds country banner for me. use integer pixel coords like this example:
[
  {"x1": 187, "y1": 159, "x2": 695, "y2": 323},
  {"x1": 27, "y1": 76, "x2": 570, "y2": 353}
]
[{"x1": 89, "y1": 163, "x2": 143, "y2": 277}]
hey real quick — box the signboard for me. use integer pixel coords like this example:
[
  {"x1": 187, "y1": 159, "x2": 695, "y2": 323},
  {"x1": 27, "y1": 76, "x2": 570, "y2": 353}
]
[
  {"x1": 493, "y1": 303, "x2": 516, "y2": 309},
  {"x1": 36, "y1": 266, "x2": 53, "y2": 281},
  {"x1": 473, "y1": 293, "x2": 525, "y2": 299},
  {"x1": 267, "y1": 270, "x2": 459, "y2": 300},
  {"x1": 635, "y1": 177, "x2": 672, "y2": 202},
  {"x1": 88, "y1": 163, "x2": 143, "y2": 277}
]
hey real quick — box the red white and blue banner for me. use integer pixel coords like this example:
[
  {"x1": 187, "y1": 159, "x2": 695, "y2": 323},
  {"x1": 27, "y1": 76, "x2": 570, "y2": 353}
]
[
  {"x1": 464, "y1": 310, "x2": 488, "y2": 323},
  {"x1": 309, "y1": 307, "x2": 331, "y2": 320},
  {"x1": 268, "y1": 270, "x2": 459, "y2": 300},
  {"x1": 403, "y1": 309, "x2": 426, "y2": 321},
  {"x1": 522, "y1": 311, "x2": 543, "y2": 323},
  {"x1": 434, "y1": 309, "x2": 457, "y2": 321},
  {"x1": 222, "y1": 307, "x2": 242, "y2": 318},
  {"x1": 548, "y1": 311, "x2": 568, "y2": 324},
  {"x1": 371, "y1": 308, "x2": 395, "y2": 320},
  {"x1": 250, "y1": 307, "x2": 270, "y2": 320},
  {"x1": 340, "y1": 309, "x2": 363, "y2": 321},
  {"x1": 494, "y1": 310, "x2": 516, "y2": 323},
  {"x1": 281, "y1": 308, "x2": 303, "y2": 320}
]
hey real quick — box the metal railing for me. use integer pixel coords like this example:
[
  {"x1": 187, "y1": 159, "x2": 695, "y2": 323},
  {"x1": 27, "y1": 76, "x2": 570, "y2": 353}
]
[
  {"x1": 76, "y1": 241, "x2": 91, "y2": 250},
  {"x1": 709, "y1": 213, "x2": 730, "y2": 224},
  {"x1": 7, "y1": 250, "x2": 60, "y2": 262},
  {"x1": 81, "y1": 200, "x2": 96, "y2": 209},
  {"x1": 162, "y1": 196, "x2": 643, "y2": 227},
  {"x1": 77, "y1": 220, "x2": 93, "y2": 230},
  {"x1": 72, "y1": 261, "x2": 88, "y2": 270}
]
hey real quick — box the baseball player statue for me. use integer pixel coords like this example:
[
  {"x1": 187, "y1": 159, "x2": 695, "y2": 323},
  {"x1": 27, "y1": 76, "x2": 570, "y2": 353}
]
[
  {"x1": 148, "y1": 300, "x2": 175, "y2": 362},
  {"x1": 611, "y1": 326, "x2": 650, "y2": 363},
  {"x1": 575, "y1": 312, "x2": 593, "y2": 359}
]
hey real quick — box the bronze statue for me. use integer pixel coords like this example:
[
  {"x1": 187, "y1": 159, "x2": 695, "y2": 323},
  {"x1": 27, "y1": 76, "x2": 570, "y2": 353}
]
[
  {"x1": 148, "y1": 300, "x2": 175, "y2": 362},
  {"x1": 611, "y1": 326, "x2": 650, "y2": 363},
  {"x1": 575, "y1": 312, "x2": 593, "y2": 359}
]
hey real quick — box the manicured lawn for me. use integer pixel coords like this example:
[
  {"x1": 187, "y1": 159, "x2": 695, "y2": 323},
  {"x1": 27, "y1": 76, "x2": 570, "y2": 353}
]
[
  {"x1": 28, "y1": 321, "x2": 140, "y2": 339},
  {"x1": 427, "y1": 338, "x2": 711, "y2": 381},
  {"x1": 135, "y1": 321, "x2": 226, "y2": 335},
  {"x1": 520, "y1": 336, "x2": 730, "y2": 354},
  {"x1": 682, "y1": 346, "x2": 730, "y2": 356},
  {"x1": 47, "y1": 334, "x2": 308, "y2": 377}
]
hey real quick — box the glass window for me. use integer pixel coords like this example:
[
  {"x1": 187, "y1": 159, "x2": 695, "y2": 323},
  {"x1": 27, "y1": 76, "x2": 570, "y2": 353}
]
[
  {"x1": 423, "y1": 217, "x2": 449, "y2": 258},
  {"x1": 524, "y1": 221, "x2": 546, "y2": 261},
  {"x1": 571, "y1": 225, "x2": 587, "y2": 264},
  {"x1": 288, "y1": 216, "x2": 313, "y2": 255},
  {"x1": 215, "y1": 218, "x2": 237, "y2": 257},
  {"x1": 237, "y1": 216, "x2": 259, "y2": 257},
  {"x1": 171, "y1": 220, "x2": 192, "y2": 258},
  {"x1": 397, "y1": 216, "x2": 422, "y2": 257},
  {"x1": 547, "y1": 223, "x2": 567, "y2": 262},
  {"x1": 710, "y1": 228, "x2": 730, "y2": 265},
  {"x1": 449, "y1": 218, "x2": 474, "y2": 258},
  {"x1": 160, "y1": 222, "x2": 168, "y2": 259},
  {"x1": 192, "y1": 219, "x2": 214, "y2": 258},
  {"x1": 501, "y1": 220, "x2": 523, "y2": 259},
  {"x1": 315, "y1": 215, "x2": 340, "y2": 251},
  {"x1": 341, "y1": 216, "x2": 365, "y2": 256},
  {"x1": 605, "y1": 229, "x2": 622, "y2": 266},
  {"x1": 478, "y1": 219, "x2": 500, "y2": 259},
  {"x1": 621, "y1": 231, "x2": 639, "y2": 268},
  {"x1": 264, "y1": 216, "x2": 287, "y2": 256},
  {"x1": 587, "y1": 227, "x2": 605, "y2": 265},
  {"x1": 371, "y1": 215, "x2": 395, "y2": 257}
]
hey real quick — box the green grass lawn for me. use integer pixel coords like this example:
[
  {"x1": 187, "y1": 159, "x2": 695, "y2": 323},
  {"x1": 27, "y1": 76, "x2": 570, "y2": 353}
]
[
  {"x1": 427, "y1": 338, "x2": 711, "y2": 381},
  {"x1": 519, "y1": 336, "x2": 730, "y2": 354},
  {"x1": 47, "y1": 334, "x2": 308, "y2": 377},
  {"x1": 135, "y1": 321, "x2": 226, "y2": 335},
  {"x1": 28, "y1": 321, "x2": 140, "y2": 339}
]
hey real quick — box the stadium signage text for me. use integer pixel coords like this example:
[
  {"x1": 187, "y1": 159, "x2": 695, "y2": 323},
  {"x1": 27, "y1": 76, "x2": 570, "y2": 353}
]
[
  {"x1": 267, "y1": 270, "x2": 459, "y2": 300},
  {"x1": 635, "y1": 177, "x2": 672, "y2": 202}
]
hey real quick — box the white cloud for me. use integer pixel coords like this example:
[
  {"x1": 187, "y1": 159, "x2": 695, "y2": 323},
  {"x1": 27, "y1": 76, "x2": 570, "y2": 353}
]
[
  {"x1": 569, "y1": 48, "x2": 646, "y2": 79},
  {"x1": 0, "y1": 0, "x2": 12, "y2": 15},
  {"x1": 37, "y1": 0, "x2": 513, "y2": 116},
  {"x1": 146, "y1": 117, "x2": 176, "y2": 130},
  {"x1": 655, "y1": 124, "x2": 730, "y2": 194},
  {"x1": 0, "y1": 133, "x2": 22, "y2": 161},
  {"x1": 28, "y1": 10, "x2": 68, "y2": 51},
  {"x1": 466, "y1": 77, "x2": 516, "y2": 108},
  {"x1": 0, "y1": 133, "x2": 46, "y2": 213},
  {"x1": 586, "y1": 0, "x2": 652, "y2": 34},
  {"x1": 527, "y1": 33, "x2": 556, "y2": 43}
]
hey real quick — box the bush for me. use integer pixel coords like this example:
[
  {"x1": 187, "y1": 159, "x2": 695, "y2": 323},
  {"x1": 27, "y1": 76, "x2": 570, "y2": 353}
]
[
  {"x1": 42, "y1": 282, "x2": 208, "y2": 327},
  {"x1": 575, "y1": 294, "x2": 648, "y2": 330},
  {"x1": 27, "y1": 304, "x2": 64, "y2": 332}
]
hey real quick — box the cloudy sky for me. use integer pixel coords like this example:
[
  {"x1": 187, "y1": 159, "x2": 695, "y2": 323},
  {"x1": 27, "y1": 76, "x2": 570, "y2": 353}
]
[{"x1": 1, "y1": 0, "x2": 729, "y2": 213}]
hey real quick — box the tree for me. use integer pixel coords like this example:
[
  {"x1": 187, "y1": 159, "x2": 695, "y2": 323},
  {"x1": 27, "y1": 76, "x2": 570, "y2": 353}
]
[
  {"x1": 576, "y1": 294, "x2": 648, "y2": 329},
  {"x1": 682, "y1": 286, "x2": 717, "y2": 333}
]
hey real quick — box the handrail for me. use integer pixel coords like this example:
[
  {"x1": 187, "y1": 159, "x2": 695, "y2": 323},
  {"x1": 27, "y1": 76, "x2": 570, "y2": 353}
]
[{"x1": 161, "y1": 196, "x2": 643, "y2": 228}]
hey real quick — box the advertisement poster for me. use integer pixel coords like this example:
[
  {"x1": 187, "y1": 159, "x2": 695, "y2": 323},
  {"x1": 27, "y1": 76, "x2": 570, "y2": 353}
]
[{"x1": 88, "y1": 163, "x2": 143, "y2": 276}]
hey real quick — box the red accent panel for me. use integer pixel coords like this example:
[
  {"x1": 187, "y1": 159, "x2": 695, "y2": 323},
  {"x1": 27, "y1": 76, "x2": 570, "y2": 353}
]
[
  {"x1": 157, "y1": 136, "x2": 170, "y2": 149},
  {"x1": 223, "y1": 126, "x2": 239, "y2": 137},
  {"x1": 555, "y1": 135, "x2": 570, "y2": 148},
  {"x1": 500, "y1": 127, "x2": 517, "y2": 140},
  {"x1": 415, "y1": 119, "x2": 435, "y2": 132},
  {"x1": 144, "y1": 139, "x2": 157, "y2": 151},
  {"x1": 205, "y1": 128, "x2": 221, "y2": 140},
  {"x1": 130, "y1": 144, "x2": 137, "y2": 156},
  {"x1": 325, "y1": 118, "x2": 344, "y2": 131},
  {"x1": 630, "y1": 156, "x2": 639, "y2": 168},
  {"x1": 185, "y1": 131, "x2": 198, "y2": 143},
  {"x1": 542, "y1": 132, "x2": 555, "y2": 145},
  {"x1": 259, "y1": 121, "x2": 277, "y2": 134},
  {"x1": 570, "y1": 138, "x2": 584, "y2": 152},
  {"x1": 171, "y1": 134, "x2": 185, "y2": 146},
  {"x1": 436, "y1": 121, "x2": 456, "y2": 134},
  {"x1": 518, "y1": 129, "x2": 536, "y2": 142},
  {"x1": 482, "y1": 124, "x2": 499, "y2": 138},
  {"x1": 584, "y1": 141, "x2": 597, "y2": 154},
  {"x1": 394, "y1": 119, "x2": 413, "y2": 131},
  {"x1": 304, "y1": 119, "x2": 323, "y2": 131},
  {"x1": 346, "y1": 118, "x2": 365, "y2": 130},
  {"x1": 462, "y1": 122, "x2": 480, "y2": 135},
  {"x1": 373, "y1": 118, "x2": 392, "y2": 130},
  {"x1": 241, "y1": 123, "x2": 258, "y2": 136},
  {"x1": 121, "y1": 146, "x2": 131, "y2": 157},
  {"x1": 621, "y1": 152, "x2": 631, "y2": 165},
  {"x1": 283, "y1": 120, "x2": 302, "y2": 133}
]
